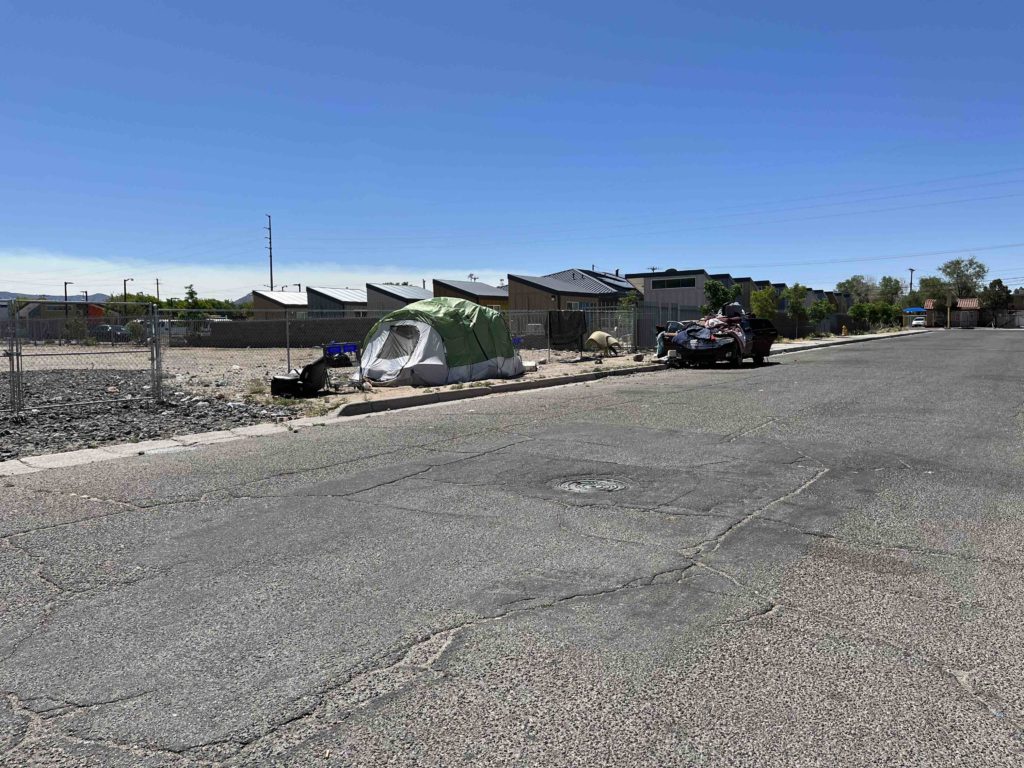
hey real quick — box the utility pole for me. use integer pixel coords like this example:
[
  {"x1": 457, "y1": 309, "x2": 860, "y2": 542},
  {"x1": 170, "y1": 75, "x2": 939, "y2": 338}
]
[
  {"x1": 946, "y1": 289, "x2": 952, "y2": 329},
  {"x1": 81, "y1": 290, "x2": 89, "y2": 303},
  {"x1": 155, "y1": 278, "x2": 161, "y2": 302},
  {"x1": 123, "y1": 277, "x2": 134, "y2": 305},
  {"x1": 61, "y1": 281, "x2": 74, "y2": 344},
  {"x1": 908, "y1": 268, "x2": 915, "y2": 295},
  {"x1": 292, "y1": 283, "x2": 301, "y2": 292},
  {"x1": 265, "y1": 214, "x2": 274, "y2": 291}
]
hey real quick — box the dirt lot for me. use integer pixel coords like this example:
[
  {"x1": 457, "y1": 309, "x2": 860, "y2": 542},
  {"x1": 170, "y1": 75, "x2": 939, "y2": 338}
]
[{"x1": 17, "y1": 344, "x2": 656, "y2": 416}]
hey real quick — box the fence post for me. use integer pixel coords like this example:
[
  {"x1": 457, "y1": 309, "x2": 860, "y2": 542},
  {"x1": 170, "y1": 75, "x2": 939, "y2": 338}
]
[
  {"x1": 150, "y1": 304, "x2": 163, "y2": 403},
  {"x1": 9, "y1": 301, "x2": 23, "y2": 414},
  {"x1": 545, "y1": 311, "x2": 551, "y2": 363},
  {"x1": 285, "y1": 310, "x2": 292, "y2": 371}
]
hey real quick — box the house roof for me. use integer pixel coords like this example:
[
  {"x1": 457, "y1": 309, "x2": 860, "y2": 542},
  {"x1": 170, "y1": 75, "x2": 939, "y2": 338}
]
[
  {"x1": 509, "y1": 274, "x2": 611, "y2": 296},
  {"x1": 307, "y1": 286, "x2": 368, "y2": 304},
  {"x1": 733, "y1": 276, "x2": 753, "y2": 282},
  {"x1": 367, "y1": 283, "x2": 433, "y2": 301},
  {"x1": 433, "y1": 279, "x2": 508, "y2": 298},
  {"x1": 576, "y1": 269, "x2": 636, "y2": 292},
  {"x1": 708, "y1": 273, "x2": 733, "y2": 281},
  {"x1": 924, "y1": 296, "x2": 982, "y2": 310},
  {"x1": 753, "y1": 280, "x2": 771, "y2": 288},
  {"x1": 253, "y1": 290, "x2": 308, "y2": 307},
  {"x1": 624, "y1": 268, "x2": 707, "y2": 279},
  {"x1": 543, "y1": 269, "x2": 623, "y2": 295}
]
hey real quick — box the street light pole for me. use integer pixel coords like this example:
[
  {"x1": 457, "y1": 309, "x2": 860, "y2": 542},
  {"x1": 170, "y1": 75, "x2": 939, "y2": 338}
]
[
  {"x1": 123, "y1": 277, "x2": 134, "y2": 304},
  {"x1": 908, "y1": 268, "x2": 915, "y2": 295}
]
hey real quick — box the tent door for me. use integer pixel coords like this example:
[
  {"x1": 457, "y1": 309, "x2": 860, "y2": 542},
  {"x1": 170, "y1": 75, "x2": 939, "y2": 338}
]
[{"x1": 377, "y1": 324, "x2": 421, "y2": 370}]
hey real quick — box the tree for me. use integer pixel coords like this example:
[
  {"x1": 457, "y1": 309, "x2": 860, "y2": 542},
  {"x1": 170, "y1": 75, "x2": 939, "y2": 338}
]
[
  {"x1": 836, "y1": 275, "x2": 876, "y2": 304},
  {"x1": 807, "y1": 299, "x2": 833, "y2": 331},
  {"x1": 876, "y1": 276, "x2": 902, "y2": 305},
  {"x1": 980, "y1": 279, "x2": 1012, "y2": 312},
  {"x1": 849, "y1": 303, "x2": 870, "y2": 325},
  {"x1": 938, "y1": 257, "x2": 987, "y2": 298},
  {"x1": 867, "y1": 301, "x2": 901, "y2": 327},
  {"x1": 750, "y1": 285, "x2": 779, "y2": 318},
  {"x1": 782, "y1": 283, "x2": 810, "y2": 337},
  {"x1": 700, "y1": 279, "x2": 741, "y2": 315}
]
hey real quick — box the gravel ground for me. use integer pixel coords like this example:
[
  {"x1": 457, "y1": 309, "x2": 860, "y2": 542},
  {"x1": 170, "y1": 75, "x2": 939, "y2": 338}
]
[{"x1": 0, "y1": 370, "x2": 294, "y2": 461}]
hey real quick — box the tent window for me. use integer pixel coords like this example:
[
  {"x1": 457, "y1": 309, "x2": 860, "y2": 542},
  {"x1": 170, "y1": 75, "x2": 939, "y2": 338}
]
[{"x1": 378, "y1": 324, "x2": 420, "y2": 361}]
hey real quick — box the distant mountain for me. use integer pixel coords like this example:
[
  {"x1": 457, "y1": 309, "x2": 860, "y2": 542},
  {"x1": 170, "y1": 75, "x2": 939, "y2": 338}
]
[
  {"x1": 234, "y1": 292, "x2": 253, "y2": 306},
  {"x1": 0, "y1": 292, "x2": 111, "y2": 302}
]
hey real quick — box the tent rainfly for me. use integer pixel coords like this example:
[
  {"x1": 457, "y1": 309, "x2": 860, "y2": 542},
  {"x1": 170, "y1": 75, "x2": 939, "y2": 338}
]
[{"x1": 353, "y1": 297, "x2": 524, "y2": 386}]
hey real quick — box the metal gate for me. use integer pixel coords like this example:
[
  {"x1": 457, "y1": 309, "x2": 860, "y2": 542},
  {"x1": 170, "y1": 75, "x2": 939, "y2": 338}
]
[{"x1": 1, "y1": 300, "x2": 162, "y2": 417}]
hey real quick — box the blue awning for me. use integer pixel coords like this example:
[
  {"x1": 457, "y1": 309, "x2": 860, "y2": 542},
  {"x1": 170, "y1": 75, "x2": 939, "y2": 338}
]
[{"x1": 903, "y1": 307, "x2": 926, "y2": 313}]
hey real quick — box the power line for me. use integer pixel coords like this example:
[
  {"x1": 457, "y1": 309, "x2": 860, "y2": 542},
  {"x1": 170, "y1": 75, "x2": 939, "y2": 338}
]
[
  {"x1": 272, "y1": 191, "x2": 1024, "y2": 254},
  {"x1": 703, "y1": 241, "x2": 1024, "y2": 271}
]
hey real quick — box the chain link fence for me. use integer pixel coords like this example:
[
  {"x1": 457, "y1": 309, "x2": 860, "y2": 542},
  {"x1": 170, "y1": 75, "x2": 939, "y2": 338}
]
[
  {"x1": 1, "y1": 300, "x2": 161, "y2": 416},
  {"x1": 0, "y1": 302, "x2": 707, "y2": 418}
]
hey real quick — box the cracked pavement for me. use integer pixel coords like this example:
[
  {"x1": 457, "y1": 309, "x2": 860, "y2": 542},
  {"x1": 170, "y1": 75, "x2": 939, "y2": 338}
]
[{"x1": 1, "y1": 330, "x2": 1023, "y2": 766}]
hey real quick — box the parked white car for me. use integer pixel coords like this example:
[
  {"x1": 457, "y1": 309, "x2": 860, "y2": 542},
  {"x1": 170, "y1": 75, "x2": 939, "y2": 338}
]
[{"x1": 911, "y1": 317, "x2": 926, "y2": 328}]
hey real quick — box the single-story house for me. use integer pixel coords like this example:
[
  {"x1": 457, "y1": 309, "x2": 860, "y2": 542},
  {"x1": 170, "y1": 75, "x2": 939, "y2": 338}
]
[
  {"x1": 306, "y1": 286, "x2": 369, "y2": 317},
  {"x1": 252, "y1": 290, "x2": 308, "y2": 318},
  {"x1": 366, "y1": 283, "x2": 433, "y2": 312},
  {"x1": 432, "y1": 279, "x2": 509, "y2": 311}
]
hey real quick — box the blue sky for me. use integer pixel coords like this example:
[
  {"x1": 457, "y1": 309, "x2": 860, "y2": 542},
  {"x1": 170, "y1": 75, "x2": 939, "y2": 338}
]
[{"x1": 2, "y1": 0, "x2": 1022, "y2": 299}]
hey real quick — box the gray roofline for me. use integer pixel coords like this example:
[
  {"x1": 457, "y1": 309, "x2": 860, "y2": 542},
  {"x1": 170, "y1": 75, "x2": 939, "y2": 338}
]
[
  {"x1": 508, "y1": 274, "x2": 609, "y2": 296},
  {"x1": 624, "y1": 268, "x2": 708, "y2": 279}
]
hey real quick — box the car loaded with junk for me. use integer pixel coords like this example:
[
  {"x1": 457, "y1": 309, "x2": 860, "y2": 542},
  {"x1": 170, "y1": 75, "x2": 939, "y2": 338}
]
[{"x1": 656, "y1": 302, "x2": 778, "y2": 367}]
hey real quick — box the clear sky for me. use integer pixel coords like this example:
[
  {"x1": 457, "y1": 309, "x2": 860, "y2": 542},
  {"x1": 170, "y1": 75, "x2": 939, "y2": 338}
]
[{"x1": 2, "y1": 1, "x2": 1022, "y2": 300}]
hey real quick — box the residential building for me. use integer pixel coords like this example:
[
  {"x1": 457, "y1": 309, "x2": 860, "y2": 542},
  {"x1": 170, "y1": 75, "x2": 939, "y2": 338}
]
[
  {"x1": 432, "y1": 279, "x2": 509, "y2": 311},
  {"x1": 624, "y1": 269, "x2": 708, "y2": 310},
  {"x1": 507, "y1": 268, "x2": 637, "y2": 311},
  {"x1": 305, "y1": 287, "x2": 369, "y2": 317},
  {"x1": 772, "y1": 283, "x2": 789, "y2": 311},
  {"x1": 366, "y1": 283, "x2": 433, "y2": 312},
  {"x1": 733, "y1": 277, "x2": 755, "y2": 309},
  {"x1": 545, "y1": 268, "x2": 637, "y2": 297},
  {"x1": 252, "y1": 290, "x2": 307, "y2": 318}
]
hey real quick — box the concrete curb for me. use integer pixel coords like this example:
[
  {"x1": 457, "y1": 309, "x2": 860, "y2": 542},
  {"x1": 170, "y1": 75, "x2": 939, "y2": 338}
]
[
  {"x1": 0, "y1": 333, "x2": 924, "y2": 476},
  {"x1": 334, "y1": 364, "x2": 665, "y2": 416},
  {"x1": 0, "y1": 422, "x2": 295, "y2": 476},
  {"x1": 770, "y1": 329, "x2": 930, "y2": 356}
]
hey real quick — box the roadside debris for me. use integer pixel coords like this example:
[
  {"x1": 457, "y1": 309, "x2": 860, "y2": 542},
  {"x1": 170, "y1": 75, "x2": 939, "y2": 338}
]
[{"x1": 658, "y1": 302, "x2": 778, "y2": 368}]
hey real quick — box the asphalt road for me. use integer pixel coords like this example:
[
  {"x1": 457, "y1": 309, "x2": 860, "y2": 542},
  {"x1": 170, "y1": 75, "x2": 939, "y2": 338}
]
[{"x1": 2, "y1": 330, "x2": 1023, "y2": 767}]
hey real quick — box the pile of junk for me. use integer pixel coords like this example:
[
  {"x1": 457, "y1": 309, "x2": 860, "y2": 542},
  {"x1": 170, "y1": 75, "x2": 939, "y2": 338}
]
[{"x1": 656, "y1": 302, "x2": 778, "y2": 368}]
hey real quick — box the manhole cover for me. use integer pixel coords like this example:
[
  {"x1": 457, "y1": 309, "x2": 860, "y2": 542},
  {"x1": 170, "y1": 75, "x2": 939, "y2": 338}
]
[{"x1": 557, "y1": 478, "x2": 628, "y2": 493}]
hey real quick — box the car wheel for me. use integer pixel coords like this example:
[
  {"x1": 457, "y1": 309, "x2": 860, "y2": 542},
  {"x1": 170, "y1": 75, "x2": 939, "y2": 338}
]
[{"x1": 729, "y1": 345, "x2": 742, "y2": 367}]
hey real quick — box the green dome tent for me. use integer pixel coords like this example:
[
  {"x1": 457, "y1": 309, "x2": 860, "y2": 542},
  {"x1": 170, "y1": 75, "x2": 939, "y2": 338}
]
[{"x1": 354, "y1": 297, "x2": 524, "y2": 386}]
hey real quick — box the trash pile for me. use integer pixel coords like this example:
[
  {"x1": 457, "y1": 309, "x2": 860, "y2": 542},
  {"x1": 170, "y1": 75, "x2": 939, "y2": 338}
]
[{"x1": 657, "y1": 303, "x2": 752, "y2": 357}]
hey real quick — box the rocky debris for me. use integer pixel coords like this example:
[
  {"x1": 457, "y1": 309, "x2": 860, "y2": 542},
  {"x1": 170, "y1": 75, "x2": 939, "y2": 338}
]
[{"x1": 0, "y1": 370, "x2": 295, "y2": 462}]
